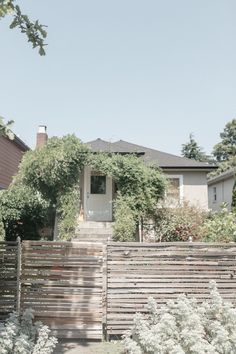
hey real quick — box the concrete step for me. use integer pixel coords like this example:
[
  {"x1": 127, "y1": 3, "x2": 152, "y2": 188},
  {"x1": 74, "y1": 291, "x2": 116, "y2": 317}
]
[
  {"x1": 73, "y1": 234, "x2": 112, "y2": 243},
  {"x1": 75, "y1": 228, "x2": 113, "y2": 235},
  {"x1": 78, "y1": 221, "x2": 114, "y2": 229}
]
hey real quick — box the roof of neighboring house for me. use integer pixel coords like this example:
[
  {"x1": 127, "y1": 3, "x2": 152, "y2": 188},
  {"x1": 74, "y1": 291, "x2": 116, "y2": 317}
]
[
  {"x1": 208, "y1": 168, "x2": 236, "y2": 185},
  {"x1": 86, "y1": 138, "x2": 216, "y2": 170},
  {"x1": 13, "y1": 135, "x2": 30, "y2": 152}
]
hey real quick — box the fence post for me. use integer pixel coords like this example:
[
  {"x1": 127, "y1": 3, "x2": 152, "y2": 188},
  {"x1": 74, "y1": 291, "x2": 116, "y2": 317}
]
[
  {"x1": 102, "y1": 243, "x2": 108, "y2": 341},
  {"x1": 16, "y1": 237, "x2": 22, "y2": 315}
]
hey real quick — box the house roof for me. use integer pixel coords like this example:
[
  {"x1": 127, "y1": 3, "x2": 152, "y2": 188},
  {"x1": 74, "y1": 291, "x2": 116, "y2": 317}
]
[
  {"x1": 208, "y1": 168, "x2": 236, "y2": 185},
  {"x1": 13, "y1": 135, "x2": 30, "y2": 152},
  {"x1": 86, "y1": 139, "x2": 216, "y2": 170}
]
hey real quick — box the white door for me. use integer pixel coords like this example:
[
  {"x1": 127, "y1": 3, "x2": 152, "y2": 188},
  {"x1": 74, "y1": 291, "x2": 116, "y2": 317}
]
[{"x1": 84, "y1": 167, "x2": 113, "y2": 221}]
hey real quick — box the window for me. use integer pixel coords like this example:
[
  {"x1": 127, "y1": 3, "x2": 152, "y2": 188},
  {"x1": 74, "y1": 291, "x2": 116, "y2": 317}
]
[
  {"x1": 213, "y1": 186, "x2": 217, "y2": 202},
  {"x1": 165, "y1": 175, "x2": 183, "y2": 206},
  {"x1": 91, "y1": 175, "x2": 106, "y2": 194}
]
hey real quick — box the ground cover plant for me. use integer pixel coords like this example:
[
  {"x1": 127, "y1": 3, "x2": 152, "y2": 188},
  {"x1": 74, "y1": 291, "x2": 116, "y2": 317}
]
[
  {"x1": 0, "y1": 308, "x2": 57, "y2": 354},
  {"x1": 123, "y1": 281, "x2": 236, "y2": 354}
]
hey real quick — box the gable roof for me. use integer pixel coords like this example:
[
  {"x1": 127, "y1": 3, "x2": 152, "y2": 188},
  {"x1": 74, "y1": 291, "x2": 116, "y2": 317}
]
[{"x1": 86, "y1": 138, "x2": 216, "y2": 170}]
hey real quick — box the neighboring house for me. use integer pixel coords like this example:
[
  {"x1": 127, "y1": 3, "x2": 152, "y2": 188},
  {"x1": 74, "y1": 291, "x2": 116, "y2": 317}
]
[
  {"x1": 0, "y1": 134, "x2": 29, "y2": 189},
  {"x1": 79, "y1": 139, "x2": 216, "y2": 222},
  {"x1": 208, "y1": 169, "x2": 236, "y2": 211}
]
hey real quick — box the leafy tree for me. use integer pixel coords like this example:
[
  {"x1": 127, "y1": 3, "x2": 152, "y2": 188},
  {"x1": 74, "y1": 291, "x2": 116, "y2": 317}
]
[
  {"x1": 213, "y1": 119, "x2": 236, "y2": 161},
  {"x1": 0, "y1": 116, "x2": 14, "y2": 139},
  {"x1": 208, "y1": 156, "x2": 236, "y2": 178},
  {"x1": 18, "y1": 135, "x2": 90, "y2": 239},
  {"x1": 181, "y1": 133, "x2": 209, "y2": 162},
  {"x1": 0, "y1": 0, "x2": 47, "y2": 55}
]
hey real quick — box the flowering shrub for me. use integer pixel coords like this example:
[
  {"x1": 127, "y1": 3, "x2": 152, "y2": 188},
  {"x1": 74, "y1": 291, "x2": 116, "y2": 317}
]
[
  {"x1": 146, "y1": 202, "x2": 206, "y2": 242},
  {"x1": 123, "y1": 281, "x2": 236, "y2": 354},
  {"x1": 0, "y1": 308, "x2": 57, "y2": 354}
]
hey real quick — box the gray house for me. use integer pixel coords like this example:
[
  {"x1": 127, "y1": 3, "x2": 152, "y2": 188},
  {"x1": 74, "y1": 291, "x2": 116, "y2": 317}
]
[
  {"x1": 79, "y1": 139, "x2": 215, "y2": 222},
  {"x1": 208, "y1": 169, "x2": 236, "y2": 211}
]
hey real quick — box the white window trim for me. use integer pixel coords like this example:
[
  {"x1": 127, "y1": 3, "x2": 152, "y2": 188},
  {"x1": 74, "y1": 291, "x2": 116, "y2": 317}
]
[{"x1": 166, "y1": 174, "x2": 184, "y2": 204}]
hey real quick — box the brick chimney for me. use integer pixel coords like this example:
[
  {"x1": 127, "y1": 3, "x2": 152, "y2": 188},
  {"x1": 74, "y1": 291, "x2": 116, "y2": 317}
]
[{"x1": 36, "y1": 125, "x2": 48, "y2": 148}]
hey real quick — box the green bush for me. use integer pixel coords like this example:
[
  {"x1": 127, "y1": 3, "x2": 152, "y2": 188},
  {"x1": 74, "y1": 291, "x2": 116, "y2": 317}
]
[
  {"x1": 0, "y1": 308, "x2": 57, "y2": 354},
  {"x1": 232, "y1": 178, "x2": 236, "y2": 210},
  {"x1": 0, "y1": 220, "x2": 5, "y2": 240},
  {"x1": 123, "y1": 281, "x2": 236, "y2": 354},
  {"x1": 200, "y1": 206, "x2": 236, "y2": 242},
  {"x1": 113, "y1": 195, "x2": 137, "y2": 242},
  {"x1": 148, "y1": 202, "x2": 206, "y2": 242},
  {"x1": 0, "y1": 184, "x2": 51, "y2": 241}
]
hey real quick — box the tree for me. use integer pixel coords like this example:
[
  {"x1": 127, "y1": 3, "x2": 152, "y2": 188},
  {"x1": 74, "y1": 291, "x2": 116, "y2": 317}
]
[
  {"x1": 0, "y1": 116, "x2": 14, "y2": 139},
  {"x1": 181, "y1": 133, "x2": 209, "y2": 162},
  {"x1": 213, "y1": 119, "x2": 236, "y2": 162},
  {"x1": 0, "y1": 0, "x2": 47, "y2": 55},
  {"x1": 17, "y1": 135, "x2": 90, "y2": 239}
]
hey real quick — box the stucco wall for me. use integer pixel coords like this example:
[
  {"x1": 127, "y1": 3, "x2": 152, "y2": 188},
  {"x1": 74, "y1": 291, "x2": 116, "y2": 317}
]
[
  {"x1": 165, "y1": 171, "x2": 209, "y2": 210},
  {"x1": 208, "y1": 177, "x2": 235, "y2": 211}
]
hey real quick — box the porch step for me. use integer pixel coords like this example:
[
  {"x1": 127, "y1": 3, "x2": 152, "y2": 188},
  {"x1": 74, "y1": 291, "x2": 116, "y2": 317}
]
[
  {"x1": 73, "y1": 221, "x2": 114, "y2": 243},
  {"x1": 73, "y1": 234, "x2": 112, "y2": 243}
]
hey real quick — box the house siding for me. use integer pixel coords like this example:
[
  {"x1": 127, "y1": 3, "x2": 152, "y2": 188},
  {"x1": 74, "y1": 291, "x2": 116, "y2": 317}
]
[
  {"x1": 0, "y1": 136, "x2": 26, "y2": 189},
  {"x1": 208, "y1": 177, "x2": 235, "y2": 211},
  {"x1": 165, "y1": 171, "x2": 209, "y2": 210}
]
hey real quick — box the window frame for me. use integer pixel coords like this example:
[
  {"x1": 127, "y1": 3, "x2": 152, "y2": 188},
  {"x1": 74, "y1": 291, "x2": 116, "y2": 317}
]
[{"x1": 166, "y1": 174, "x2": 184, "y2": 204}]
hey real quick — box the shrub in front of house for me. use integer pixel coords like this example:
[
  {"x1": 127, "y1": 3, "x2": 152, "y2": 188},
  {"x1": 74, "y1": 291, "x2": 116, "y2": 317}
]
[
  {"x1": 146, "y1": 202, "x2": 206, "y2": 242},
  {"x1": 113, "y1": 195, "x2": 137, "y2": 242},
  {"x1": 0, "y1": 308, "x2": 57, "y2": 354},
  {"x1": 123, "y1": 281, "x2": 236, "y2": 354},
  {"x1": 200, "y1": 206, "x2": 236, "y2": 243}
]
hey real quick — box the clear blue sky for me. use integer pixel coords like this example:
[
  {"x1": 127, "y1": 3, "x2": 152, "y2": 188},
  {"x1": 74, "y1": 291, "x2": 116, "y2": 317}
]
[{"x1": 1, "y1": 0, "x2": 236, "y2": 155}]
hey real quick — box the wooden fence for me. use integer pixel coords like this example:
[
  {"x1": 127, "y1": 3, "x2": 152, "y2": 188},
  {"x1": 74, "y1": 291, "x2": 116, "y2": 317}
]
[
  {"x1": 106, "y1": 242, "x2": 236, "y2": 337},
  {"x1": 1, "y1": 240, "x2": 236, "y2": 339},
  {"x1": 0, "y1": 241, "x2": 19, "y2": 319}
]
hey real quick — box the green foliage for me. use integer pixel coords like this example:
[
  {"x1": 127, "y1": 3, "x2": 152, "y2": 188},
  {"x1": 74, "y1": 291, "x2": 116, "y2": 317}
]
[
  {"x1": 0, "y1": 308, "x2": 57, "y2": 354},
  {"x1": 148, "y1": 202, "x2": 206, "y2": 242},
  {"x1": 232, "y1": 178, "x2": 236, "y2": 210},
  {"x1": 113, "y1": 194, "x2": 137, "y2": 242},
  {"x1": 57, "y1": 185, "x2": 80, "y2": 240},
  {"x1": 123, "y1": 281, "x2": 236, "y2": 354},
  {"x1": 0, "y1": 183, "x2": 50, "y2": 241},
  {"x1": 0, "y1": 116, "x2": 14, "y2": 140},
  {"x1": 200, "y1": 206, "x2": 236, "y2": 243},
  {"x1": 213, "y1": 119, "x2": 236, "y2": 162},
  {"x1": 17, "y1": 135, "x2": 90, "y2": 240},
  {"x1": 208, "y1": 156, "x2": 236, "y2": 178},
  {"x1": 0, "y1": 220, "x2": 5, "y2": 240},
  {"x1": 181, "y1": 133, "x2": 209, "y2": 162},
  {"x1": 90, "y1": 153, "x2": 166, "y2": 240},
  {"x1": 0, "y1": 0, "x2": 47, "y2": 55}
]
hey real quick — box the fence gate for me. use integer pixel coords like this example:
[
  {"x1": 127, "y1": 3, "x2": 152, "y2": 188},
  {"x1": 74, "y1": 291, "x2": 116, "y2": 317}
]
[{"x1": 21, "y1": 241, "x2": 105, "y2": 339}]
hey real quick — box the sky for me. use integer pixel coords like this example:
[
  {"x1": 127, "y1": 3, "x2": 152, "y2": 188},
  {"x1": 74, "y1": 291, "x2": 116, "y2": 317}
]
[{"x1": 0, "y1": 0, "x2": 236, "y2": 155}]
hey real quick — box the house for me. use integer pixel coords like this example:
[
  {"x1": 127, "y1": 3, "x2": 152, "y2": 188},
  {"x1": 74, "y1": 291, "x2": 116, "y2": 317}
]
[
  {"x1": 0, "y1": 133, "x2": 29, "y2": 190},
  {"x1": 79, "y1": 139, "x2": 216, "y2": 222},
  {"x1": 208, "y1": 169, "x2": 236, "y2": 211}
]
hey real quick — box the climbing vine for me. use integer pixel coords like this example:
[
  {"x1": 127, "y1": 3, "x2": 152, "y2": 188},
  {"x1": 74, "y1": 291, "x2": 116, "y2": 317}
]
[
  {"x1": 89, "y1": 153, "x2": 167, "y2": 241},
  {"x1": 0, "y1": 137, "x2": 166, "y2": 241}
]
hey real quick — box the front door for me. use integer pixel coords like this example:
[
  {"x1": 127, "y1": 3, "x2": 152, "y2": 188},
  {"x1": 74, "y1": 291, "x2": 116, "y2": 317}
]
[{"x1": 84, "y1": 167, "x2": 113, "y2": 221}]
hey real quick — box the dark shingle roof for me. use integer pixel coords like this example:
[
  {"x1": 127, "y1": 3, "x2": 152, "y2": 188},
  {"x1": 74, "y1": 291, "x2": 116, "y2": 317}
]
[{"x1": 86, "y1": 139, "x2": 216, "y2": 170}]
